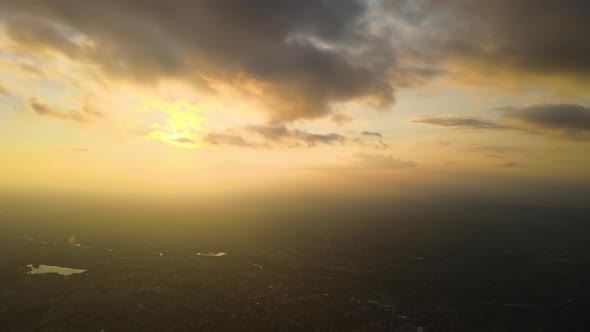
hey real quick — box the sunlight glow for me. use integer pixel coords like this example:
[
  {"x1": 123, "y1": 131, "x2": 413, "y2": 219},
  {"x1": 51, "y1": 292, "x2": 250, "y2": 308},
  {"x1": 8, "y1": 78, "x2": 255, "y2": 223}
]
[{"x1": 145, "y1": 100, "x2": 209, "y2": 148}]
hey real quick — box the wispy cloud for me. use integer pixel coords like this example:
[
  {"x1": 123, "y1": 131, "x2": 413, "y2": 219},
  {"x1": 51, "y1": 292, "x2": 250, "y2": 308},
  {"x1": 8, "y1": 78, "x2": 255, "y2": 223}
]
[
  {"x1": 469, "y1": 145, "x2": 530, "y2": 155},
  {"x1": 414, "y1": 103, "x2": 590, "y2": 142},
  {"x1": 28, "y1": 98, "x2": 103, "y2": 123},
  {"x1": 202, "y1": 125, "x2": 397, "y2": 150},
  {"x1": 498, "y1": 161, "x2": 524, "y2": 168},
  {"x1": 361, "y1": 131, "x2": 383, "y2": 138},
  {"x1": 330, "y1": 112, "x2": 353, "y2": 126},
  {"x1": 19, "y1": 62, "x2": 45, "y2": 77},
  {"x1": 203, "y1": 133, "x2": 257, "y2": 148},
  {"x1": 353, "y1": 152, "x2": 416, "y2": 169},
  {"x1": 0, "y1": 82, "x2": 10, "y2": 96},
  {"x1": 246, "y1": 125, "x2": 346, "y2": 147},
  {"x1": 413, "y1": 116, "x2": 510, "y2": 130}
]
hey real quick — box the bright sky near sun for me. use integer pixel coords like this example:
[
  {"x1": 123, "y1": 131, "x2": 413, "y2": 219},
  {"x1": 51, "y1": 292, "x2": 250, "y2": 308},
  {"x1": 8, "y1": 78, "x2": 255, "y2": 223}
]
[{"x1": 0, "y1": 0, "x2": 589, "y2": 194}]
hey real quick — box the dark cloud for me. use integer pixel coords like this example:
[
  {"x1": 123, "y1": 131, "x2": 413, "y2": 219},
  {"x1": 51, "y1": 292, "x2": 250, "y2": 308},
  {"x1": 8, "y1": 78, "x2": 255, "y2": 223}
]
[
  {"x1": 202, "y1": 125, "x2": 348, "y2": 149},
  {"x1": 27, "y1": 98, "x2": 103, "y2": 123},
  {"x1": 361, "y1": 131, "x2": 383, "y2": 138},
  {"x1": 501, "y1": 104, "x2": 590, "y2": 141},
  {"x1": 501, "y1": 104, "x2": 590, "y2": 130},
  {"x1": 3, "y1": 1, "x2": 587, "y2": 123},
  {"x1": 246, "y1": 125, "x2": 345, "y2": 147},
  {"x1": 2, "y1": 15, "x2": 84, "y2": 58},
  {"x1": 415, "y1": 103, "x2": 590, "y2": 142},
  {"x1": 386, "y1": 0, "x2": 590, "y2": 76},
  {"x1": 353, "y1": 152, "x2": 416, "y2": 169},
  {"x1": 413, "y1": 116, "x2": 509, "y2": 130},
  {"x1": 0, "y1": 0, "x2": 410, "y2": 122},
  {"x1": 246, "y1": 125, "x2": 290, "y2": 141}
]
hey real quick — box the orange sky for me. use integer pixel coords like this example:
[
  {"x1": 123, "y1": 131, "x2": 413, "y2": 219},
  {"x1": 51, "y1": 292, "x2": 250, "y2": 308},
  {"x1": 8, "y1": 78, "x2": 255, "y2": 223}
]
[{"x1": 1, "y1": 0, "x2": 589, "y2": 195}]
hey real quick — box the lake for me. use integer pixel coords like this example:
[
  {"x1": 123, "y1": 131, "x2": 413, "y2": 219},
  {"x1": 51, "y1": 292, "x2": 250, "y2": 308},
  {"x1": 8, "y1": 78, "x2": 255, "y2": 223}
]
[{"x1": 27, "y1": 264, "x2": 86, "y2": 276}]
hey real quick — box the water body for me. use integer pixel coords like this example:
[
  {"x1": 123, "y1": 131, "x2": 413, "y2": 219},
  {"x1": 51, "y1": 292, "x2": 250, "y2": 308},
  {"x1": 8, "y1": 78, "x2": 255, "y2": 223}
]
[
  {"x1": 27, "y1": 264, "x2": 86, "y2": 276},
  {"x1": 196, "y1": 252, "x2": 226, "y2": 257}
]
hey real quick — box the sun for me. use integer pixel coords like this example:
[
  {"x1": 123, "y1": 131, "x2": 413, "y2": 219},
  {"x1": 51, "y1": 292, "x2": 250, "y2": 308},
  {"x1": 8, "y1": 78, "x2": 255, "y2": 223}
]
[{"x1": 144, "y1": 100, "x2": 208, "y2": 148}]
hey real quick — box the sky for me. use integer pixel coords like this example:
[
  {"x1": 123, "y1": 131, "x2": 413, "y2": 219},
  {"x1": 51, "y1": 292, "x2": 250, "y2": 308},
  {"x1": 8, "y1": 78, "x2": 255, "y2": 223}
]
[{"x1": 0, "y1": 0, "x2": 589, "y2": 197}]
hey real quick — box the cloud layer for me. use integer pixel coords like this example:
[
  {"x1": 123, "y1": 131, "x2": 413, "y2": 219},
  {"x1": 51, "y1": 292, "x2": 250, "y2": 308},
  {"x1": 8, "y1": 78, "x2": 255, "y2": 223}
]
[
  {"x1": 200, "y1": 125, "x2": 394, "y2": 150},
  {"x1": 0, "y1": 0, "x2": 402, "y2": 122},
  {"x1": 2, "y1": 0, "x2": 587, "y2": 124},
  {"x1": 387, "y1": 0, "x2": 590, "y2": 76},
  {"x1": 414, "y1": 104, "x2": 590, "y2": 141}
]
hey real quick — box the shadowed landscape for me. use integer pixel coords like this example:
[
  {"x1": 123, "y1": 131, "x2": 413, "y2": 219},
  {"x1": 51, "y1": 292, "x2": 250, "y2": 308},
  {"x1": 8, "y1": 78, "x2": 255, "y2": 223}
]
[{"x1": 2, "y1": 190, "x2": 590, "y2": 331}]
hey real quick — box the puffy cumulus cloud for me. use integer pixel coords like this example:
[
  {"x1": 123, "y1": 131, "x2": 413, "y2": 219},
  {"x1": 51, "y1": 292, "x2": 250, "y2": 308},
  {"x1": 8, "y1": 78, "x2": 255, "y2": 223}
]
[
  {"x1": 414, "y1": 103, "x2": 590, "y2": 142},
  {"x1": 27, "y1": 98, "x2": 103, "y2": 123},
  {"x1": 412, "y1": 116, "x2": 510, "y2": 130},
  {"x1": 353, "y1": 152, "x2": 416, "y2": 169},
  {"x1": 0, "y1": 0, "x2": 413, "y2": 122}
]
